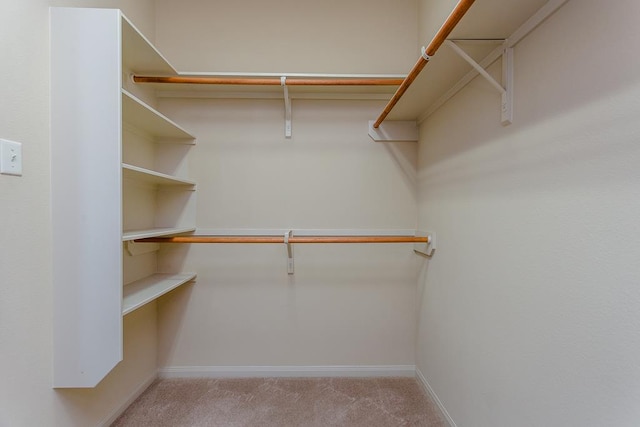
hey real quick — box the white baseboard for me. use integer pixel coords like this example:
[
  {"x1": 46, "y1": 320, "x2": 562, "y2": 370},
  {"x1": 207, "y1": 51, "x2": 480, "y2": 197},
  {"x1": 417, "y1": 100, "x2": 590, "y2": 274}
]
[
  {"x1": 159, "y1": 365, "x2": 416, "y2": 379},
  {"x1": 415, "y1": 368, "x2": 457, "y2": 427},
  {"x1": 98, "y1": 372, "x2": 157, "y2": 427}
]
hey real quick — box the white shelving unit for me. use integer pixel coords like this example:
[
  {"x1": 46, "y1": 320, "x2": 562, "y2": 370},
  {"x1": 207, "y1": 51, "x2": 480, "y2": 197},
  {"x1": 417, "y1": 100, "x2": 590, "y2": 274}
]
[{"x1": 51, "y1": 8, "x2": 197, "y2": 388}]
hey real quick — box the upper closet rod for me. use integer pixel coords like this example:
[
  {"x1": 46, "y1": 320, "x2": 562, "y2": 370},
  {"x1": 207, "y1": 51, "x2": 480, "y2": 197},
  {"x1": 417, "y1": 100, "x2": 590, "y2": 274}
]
[
  {"x1": 132, "y1": 76, "x2": 404, "y2": 86},
  {"x1": 372, "y1": 0, "x2": 476, "y2": 128},
  {"x1": 136, "y1": 235, "x2": 429, "y2": 244}
]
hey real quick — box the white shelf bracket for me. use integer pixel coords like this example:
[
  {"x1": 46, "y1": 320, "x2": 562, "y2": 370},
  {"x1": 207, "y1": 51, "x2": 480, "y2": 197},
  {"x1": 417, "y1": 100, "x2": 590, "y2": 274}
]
[
  {"x1": 281, "y1": 76, "x2": 292, "y2": 138},
  {"x1": 125, "y1": 240, "x2": 159, "y2": 256},
  {"x1": 501, "y1": 46, "x2": 514, "y2": 125},
  {"x1": 445, "y1": 40, "x2": 513, "y2": 125},
  {"x1": 368, "y1": 120, "x2": 418, "y2": 142},
  {"x1": 414, "y1": 231, "x2": 436, "y2": 258},
  {"x1": 284, "y1": 230, "x2": 294, "y2": 274}
]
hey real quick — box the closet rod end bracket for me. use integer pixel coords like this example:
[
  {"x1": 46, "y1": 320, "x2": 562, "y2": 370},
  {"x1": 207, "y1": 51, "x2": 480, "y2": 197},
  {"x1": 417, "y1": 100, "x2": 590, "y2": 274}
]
[
  {"x1": 368, "y1": 120, "x2": 418, "y2": 142},
  {"x1": 414, "y1": 231, "x2": 436, "y2": 258}
]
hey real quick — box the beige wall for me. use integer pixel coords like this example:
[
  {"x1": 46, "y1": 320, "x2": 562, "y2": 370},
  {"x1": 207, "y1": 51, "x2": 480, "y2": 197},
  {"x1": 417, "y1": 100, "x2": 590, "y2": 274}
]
[
  {"x1": 416, "y1": 0, "x2": 640, "y2": 425},
  {"x1": 0, "y1": 1, "x2": 157, "y2": 426},
  {"x1": 156, "y1": 98, "x2": 419, "y2": 369},
  {"x1": 10, "y1": 0, "x2": 639, "y2": 425},
  {"x1": 152, "y1": 0, "x2": 421, "y2": 374},
  {"x1": 155, "y1": 0, "x2": 418, "y2": 73}
]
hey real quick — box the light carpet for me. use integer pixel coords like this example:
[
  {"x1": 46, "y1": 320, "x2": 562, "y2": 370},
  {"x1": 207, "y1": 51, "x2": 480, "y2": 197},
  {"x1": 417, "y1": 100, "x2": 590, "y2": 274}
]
[{"x1": 112, "y1": 377, "x2": 447, "y2": 426}]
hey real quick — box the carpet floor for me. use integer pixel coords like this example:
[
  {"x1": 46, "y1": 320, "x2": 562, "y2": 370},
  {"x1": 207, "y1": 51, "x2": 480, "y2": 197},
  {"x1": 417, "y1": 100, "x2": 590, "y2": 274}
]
[{"x1": 112, "y1": 377, "x2": 447, "y2": 426}]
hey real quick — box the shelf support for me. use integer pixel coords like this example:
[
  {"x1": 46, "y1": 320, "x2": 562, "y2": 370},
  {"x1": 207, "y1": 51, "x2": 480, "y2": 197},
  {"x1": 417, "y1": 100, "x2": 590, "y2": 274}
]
[
  {"x1": 445, "y1": 40, "x2": 513, "y2": 125},
  {"x1": 414, "y1": 231, "x2": 436, "y2": 258},
  {"x1": 501, "y1": 46, "x2": 514, "y2": 125},
  {"x1": 125, "y1": 240, "x2": 159, "y2": 256},
  {"x1": 284, "y1": 230, "x2": 294, "y2": 274},
  {"x1": 368, "y1": 120, "x2": 418, "y2": 142},
  {"x1": 281, "y1": 76, "x2": 292, "y2": 138}
]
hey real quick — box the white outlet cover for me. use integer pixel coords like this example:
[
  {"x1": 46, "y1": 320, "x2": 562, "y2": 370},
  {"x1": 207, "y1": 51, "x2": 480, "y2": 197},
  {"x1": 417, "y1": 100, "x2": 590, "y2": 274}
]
[{"x1": 0, "y1": 138, "x2": 22, "y2": 176}]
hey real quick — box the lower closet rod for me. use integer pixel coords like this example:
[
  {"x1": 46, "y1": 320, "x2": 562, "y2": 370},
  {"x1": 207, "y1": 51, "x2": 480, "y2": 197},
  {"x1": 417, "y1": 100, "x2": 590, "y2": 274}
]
[{"x1": 136, "y1": 235, "x2": 430, "y2": 244}]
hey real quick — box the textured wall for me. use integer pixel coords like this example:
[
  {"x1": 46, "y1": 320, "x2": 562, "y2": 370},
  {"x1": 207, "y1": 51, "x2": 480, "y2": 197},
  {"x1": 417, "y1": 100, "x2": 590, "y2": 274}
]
[{"x1": 415, "y1": 0, "x2": 640, "y2": 425}]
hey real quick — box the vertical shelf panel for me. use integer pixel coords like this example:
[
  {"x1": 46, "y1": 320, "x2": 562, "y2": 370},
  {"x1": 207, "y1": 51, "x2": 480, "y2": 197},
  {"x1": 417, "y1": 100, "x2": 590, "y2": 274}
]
[{"x1": 51, "y1": 7, "x2": 123, "y2": 388}]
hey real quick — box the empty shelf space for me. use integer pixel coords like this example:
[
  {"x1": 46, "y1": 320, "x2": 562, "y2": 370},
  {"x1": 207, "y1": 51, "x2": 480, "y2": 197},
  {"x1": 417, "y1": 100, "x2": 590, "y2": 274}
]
[
  {"x1": 121, "y1": 14, "x2": 176, "y2": 75},
  {"x1": 122, "y1": 89, "x2": 195, "y2": 141},
  {"x1": 122, "y1": 272, "x2": 196, "y2": 315},
  {"x1": 122, "y1": 164, "x2": 195, "y2": 186},
  {"x1": 123, "y1": 227, "x2": 196, "y2": 241}
]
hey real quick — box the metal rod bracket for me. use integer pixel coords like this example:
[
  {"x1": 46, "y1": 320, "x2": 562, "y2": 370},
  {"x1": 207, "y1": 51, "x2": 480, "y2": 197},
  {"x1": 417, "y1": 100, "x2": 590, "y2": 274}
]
[
  {"x1": 445, "y1": 40, "x2": 513, "y2": 126},
  {"x1": 281, "y1": 76, "x2": 292, "y2": 138},
  {"x1": 284, "y1": 230, "x2": 294, "y2": 274},
  {"x1": 125, "y1": 240, "x2": 159, "y2": 256},
  {"x1": 414, "y1": 231, "x2": 436, "y2": 258},
  {"x1": 501, "y1": 47, "x2": 514, "y2": 125},
  {"x1": 368, "y1": 120, "x2": 418, "y2": 142}
]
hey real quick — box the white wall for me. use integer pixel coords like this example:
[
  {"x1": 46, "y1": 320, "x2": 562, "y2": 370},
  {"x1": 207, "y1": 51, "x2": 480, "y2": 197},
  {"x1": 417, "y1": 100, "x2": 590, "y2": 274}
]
[
  {"x1": 416, "y1": 0, "x2": 640, "y2": 425},
  {"x1": 0, "y1": 1, "x2": 158, "y2": 425}
]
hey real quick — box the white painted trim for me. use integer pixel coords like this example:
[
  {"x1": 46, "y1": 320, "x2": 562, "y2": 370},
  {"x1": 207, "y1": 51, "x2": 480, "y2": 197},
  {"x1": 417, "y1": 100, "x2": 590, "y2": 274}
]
[
  {"x1": 98, "y1": 372, "x2": 157, "y2": 427},
  {"x1": 415, "y1": 368, "x2": 457, "y2": 427},
  {"x1": 159, "y1": 365, "x2": 416, "y2": 379}
]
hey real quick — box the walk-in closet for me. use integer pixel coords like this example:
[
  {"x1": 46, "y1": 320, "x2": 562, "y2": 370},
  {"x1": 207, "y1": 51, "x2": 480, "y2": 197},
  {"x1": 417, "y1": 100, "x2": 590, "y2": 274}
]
[{"x1": 2, "y1": 0, "x2": 640, "y2": 425}]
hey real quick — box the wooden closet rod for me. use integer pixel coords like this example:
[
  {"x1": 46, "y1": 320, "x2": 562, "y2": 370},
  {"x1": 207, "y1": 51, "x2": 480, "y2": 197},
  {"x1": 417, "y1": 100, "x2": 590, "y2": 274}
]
[
  {"x1": 136, "y1": 235, "x2": 430, "y2": 244},
  {"x1": 132, "y1": 76, "x2": 405, "y2": 86},
  {"x1": 373, "y1": 0, "x2": 476, "y2": 128}
]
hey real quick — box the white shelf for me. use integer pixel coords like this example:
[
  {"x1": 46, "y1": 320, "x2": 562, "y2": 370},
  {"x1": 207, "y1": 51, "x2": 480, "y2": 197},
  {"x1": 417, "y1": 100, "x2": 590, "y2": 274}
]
[
  {"x1": 123, "y1": 227, "x2": 196, "y2": 241},
  {"x1": 122, "y1": 163, "x2": 195, "y2": 186},
  {"x1": 123, "y1": 273, "x2": 196, "y2": 315},
  {"x1": 386, "y1": 0, "x2": 551, "y2": 122},
  {"x1": 122, "y1": 89, "x2": 195, "y2": 141},
  {"x1": 121, "y1": 14, "x2": 176, "y2": 75}
]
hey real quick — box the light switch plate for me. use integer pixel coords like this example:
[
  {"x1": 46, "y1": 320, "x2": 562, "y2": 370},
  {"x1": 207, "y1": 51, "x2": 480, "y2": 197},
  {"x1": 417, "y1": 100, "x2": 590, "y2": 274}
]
[{"x1": 0, "y1": 139, "x2": 22, "y2": 176}]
